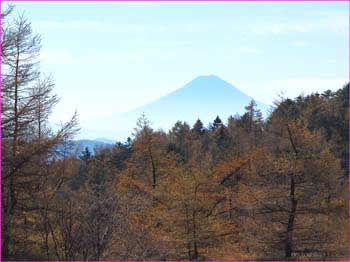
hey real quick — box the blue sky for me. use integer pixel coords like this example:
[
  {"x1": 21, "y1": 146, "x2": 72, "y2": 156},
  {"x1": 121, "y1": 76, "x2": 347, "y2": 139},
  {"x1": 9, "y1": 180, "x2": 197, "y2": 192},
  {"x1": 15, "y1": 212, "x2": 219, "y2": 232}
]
[{"x1": 8, "y1": 1, "x2": 349, "y2": 127}]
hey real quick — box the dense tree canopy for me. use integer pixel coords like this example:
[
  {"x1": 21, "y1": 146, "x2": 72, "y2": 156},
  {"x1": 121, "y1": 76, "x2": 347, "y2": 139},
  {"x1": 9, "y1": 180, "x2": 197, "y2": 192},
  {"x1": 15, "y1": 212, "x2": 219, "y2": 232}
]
[{"x1": 1, "y1": 7, "x2": 348, "y2": 261}]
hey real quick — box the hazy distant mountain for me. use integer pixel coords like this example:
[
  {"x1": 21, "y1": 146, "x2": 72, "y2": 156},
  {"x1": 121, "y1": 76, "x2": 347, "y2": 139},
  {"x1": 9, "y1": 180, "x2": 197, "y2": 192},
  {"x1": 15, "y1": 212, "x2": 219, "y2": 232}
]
[
  {"x1": 55, "y1": 139, "x2": 113, "y2": 158},
  {"x1": 95, "y1": 137, "x2": 117, "y2": 144},
  {"x1": 127, "y1": 75, "x2": 269, "y2": 124},
  {"x1": 84, "y1": 75, "x2": 270, "y2": 141},
  {"x1": 77, "y1": 139, "x2": 112, "y2": 154}
]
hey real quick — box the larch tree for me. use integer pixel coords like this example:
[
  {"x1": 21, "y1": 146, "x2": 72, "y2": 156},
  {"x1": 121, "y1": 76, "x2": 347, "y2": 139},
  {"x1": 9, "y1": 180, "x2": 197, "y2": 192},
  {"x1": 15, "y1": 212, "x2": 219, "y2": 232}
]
[
  {"x1": 1, "y1": 10, "x2": 79, "y2": 259},
  {"x1": 149, "y1": 152, "x2": 236, "y2": 260},
  {"x1": 248, "y1": 98, "x2": 346, "y2": 259}
]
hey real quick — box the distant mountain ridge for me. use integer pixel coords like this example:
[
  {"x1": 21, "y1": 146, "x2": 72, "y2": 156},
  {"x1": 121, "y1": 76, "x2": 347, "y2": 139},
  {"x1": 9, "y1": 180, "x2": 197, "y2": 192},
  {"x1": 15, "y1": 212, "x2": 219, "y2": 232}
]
[
  {"x1": 55, "y1": 138, "x2": 113, "y2": 158},
  {"x1": 77, "y1": 139, "x2": 113, "y2": 153},
  {"x1": 83, "y1": 75, "x2": 270, "y2": 141},
  {"x1": 94, "y1": 138, "x2": 117, "y2": 144}
]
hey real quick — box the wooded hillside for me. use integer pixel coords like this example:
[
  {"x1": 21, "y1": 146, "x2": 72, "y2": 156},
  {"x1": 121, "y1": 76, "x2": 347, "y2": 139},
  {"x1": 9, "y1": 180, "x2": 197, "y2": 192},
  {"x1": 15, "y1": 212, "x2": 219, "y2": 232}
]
[{"x1": 2, "y1": 8, "x2": 348, "y2": 261}]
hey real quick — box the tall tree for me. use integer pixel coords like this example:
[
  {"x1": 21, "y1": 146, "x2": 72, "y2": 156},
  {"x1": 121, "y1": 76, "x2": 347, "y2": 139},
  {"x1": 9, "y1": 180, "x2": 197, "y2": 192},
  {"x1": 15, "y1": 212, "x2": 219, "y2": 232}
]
[
  {"x1": 168, "y1": 121, "x2": 191, "y2": 161},
  {"x1": 210, "y1": 115, "x2": 223, "y2": 130},
  {"x1": 1, "y1": 10, "x2": 79, "y2": 259},
  {"x1": 191, "y1": 119, "x2": 205, "y2": 138}
]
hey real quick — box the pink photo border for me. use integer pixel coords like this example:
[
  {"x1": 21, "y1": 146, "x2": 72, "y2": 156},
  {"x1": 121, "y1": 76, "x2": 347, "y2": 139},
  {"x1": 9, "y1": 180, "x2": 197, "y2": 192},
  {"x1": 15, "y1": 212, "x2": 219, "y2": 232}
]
[{"x1": 0, "y1": 1, "x2": 348, "y2": 261}]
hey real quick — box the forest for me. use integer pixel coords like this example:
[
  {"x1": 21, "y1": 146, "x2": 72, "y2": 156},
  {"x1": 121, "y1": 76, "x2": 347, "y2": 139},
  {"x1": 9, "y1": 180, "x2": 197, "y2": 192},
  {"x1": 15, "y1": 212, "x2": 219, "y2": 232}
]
[{"x1": 2, "y1": 6, "x2": 349, "y2": 261}]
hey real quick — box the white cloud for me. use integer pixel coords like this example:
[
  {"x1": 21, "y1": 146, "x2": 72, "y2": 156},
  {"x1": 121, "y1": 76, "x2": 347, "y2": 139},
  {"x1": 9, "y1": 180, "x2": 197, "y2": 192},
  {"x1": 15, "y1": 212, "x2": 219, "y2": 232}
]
[
  {"x1": 293, "y1": 41, "x2": 307, "y2": 47},
  {"x1": 252, "y1": 13, "x2": 348, "y2": 36},
  {"x1": 270, "y1": 24, "x2": 282, "y2": 34},
  {"x1": 305, "y1": 9, "x2": 348, "y2": 17},
  {"x1": 36, "y1": 21, "x2": 95, "y2": 30},
  {"x1": 254, "y1": 23, "x2": 312, "y2": 35},
  {"x1": 40, "y1": 49, "x2": 75, "y2": 65},
  {"x1": 95, "y1": 53, "x2": 145, "y2": 62},
  {"x1": 116, "y1": 2, "x2": 157, "y2": 6},
  {"x1": 36, "y1": 20, "x2": 168, "y2": 34},
  {"x1": 239, "y1": 47, "x2": 260, "y2": 54},
  {"x1": 36, "y1": 20, "x2": 209, "y2": 35},
  {"x1": 35, "y1": 19, "x2": 211, "y2": 36},
  {"x1": 39, "y1": 48, "x2": 149, "y2": 65},
  {"x1": 185, "y1": 23, "x2": 206, "y2": 33},
  {"x1": 292, "y1": 24, "x2": 308, "y2": 33}
]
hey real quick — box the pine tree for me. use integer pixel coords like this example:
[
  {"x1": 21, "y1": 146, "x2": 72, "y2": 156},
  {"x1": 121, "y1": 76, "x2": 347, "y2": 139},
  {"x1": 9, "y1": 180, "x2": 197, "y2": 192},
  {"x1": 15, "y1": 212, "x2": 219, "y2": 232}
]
[
  {"x1": 211, "y1": 115, "x2": 223, "y2": 130},
  {"x1": 191, "y1": 118, "x2": 204, "y2": 135}
]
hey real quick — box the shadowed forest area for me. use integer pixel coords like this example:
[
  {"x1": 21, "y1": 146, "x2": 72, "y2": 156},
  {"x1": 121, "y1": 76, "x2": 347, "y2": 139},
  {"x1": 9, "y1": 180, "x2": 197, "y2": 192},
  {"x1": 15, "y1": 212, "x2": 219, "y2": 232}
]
[{"x1": 1, "y1": 6, "x2": 349, "y2": 261}]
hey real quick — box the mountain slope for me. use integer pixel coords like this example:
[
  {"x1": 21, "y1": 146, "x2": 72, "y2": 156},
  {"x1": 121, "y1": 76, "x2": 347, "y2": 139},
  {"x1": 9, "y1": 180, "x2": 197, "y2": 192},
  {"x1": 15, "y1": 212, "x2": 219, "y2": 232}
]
[
  {"x1": 55, "y1": 139, "x2": 113, "y2": 158},
  {"x1": 77, "y1": 139, "x2": 112, "y2": 153},
  {"x1": 84, "y1": 75, "x2": 270, "y2": 140},
  {"x1": 131, "y1": 75, "x2": 268, "y2": 121}
]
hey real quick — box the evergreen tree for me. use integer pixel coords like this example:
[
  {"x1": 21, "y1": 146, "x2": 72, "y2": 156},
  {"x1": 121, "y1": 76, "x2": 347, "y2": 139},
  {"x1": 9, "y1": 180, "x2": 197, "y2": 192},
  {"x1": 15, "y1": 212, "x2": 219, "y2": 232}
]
[
  {"x1": 71, "y1": 147, "x2": 91, "y2": 190},
  {"x1": 191, "y1": 119, "x2": 205, "y2": 137},
  {"x1": 110, "y1": 139, "x2": 133, "y2": 171},
  {"x1": 211, "y1": 115, "x2": 223, "y2": 130}
]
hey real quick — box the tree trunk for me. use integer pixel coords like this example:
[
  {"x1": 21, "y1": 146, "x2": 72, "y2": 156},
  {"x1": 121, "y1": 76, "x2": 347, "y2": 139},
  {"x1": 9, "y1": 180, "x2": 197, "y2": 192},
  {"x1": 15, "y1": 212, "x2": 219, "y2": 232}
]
[
  {"x1": 3, "y1": 37, "x2": 21, "y2": 260},
  {"x1": 191, "y1": 210, "x2": 199, "y2": 260},
  {"x1": 285, "y1": 176, "x2": 298, "y2": 259},
  {"x1": 149, "y1": 146, "x2": 156, "y2": 189}
]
